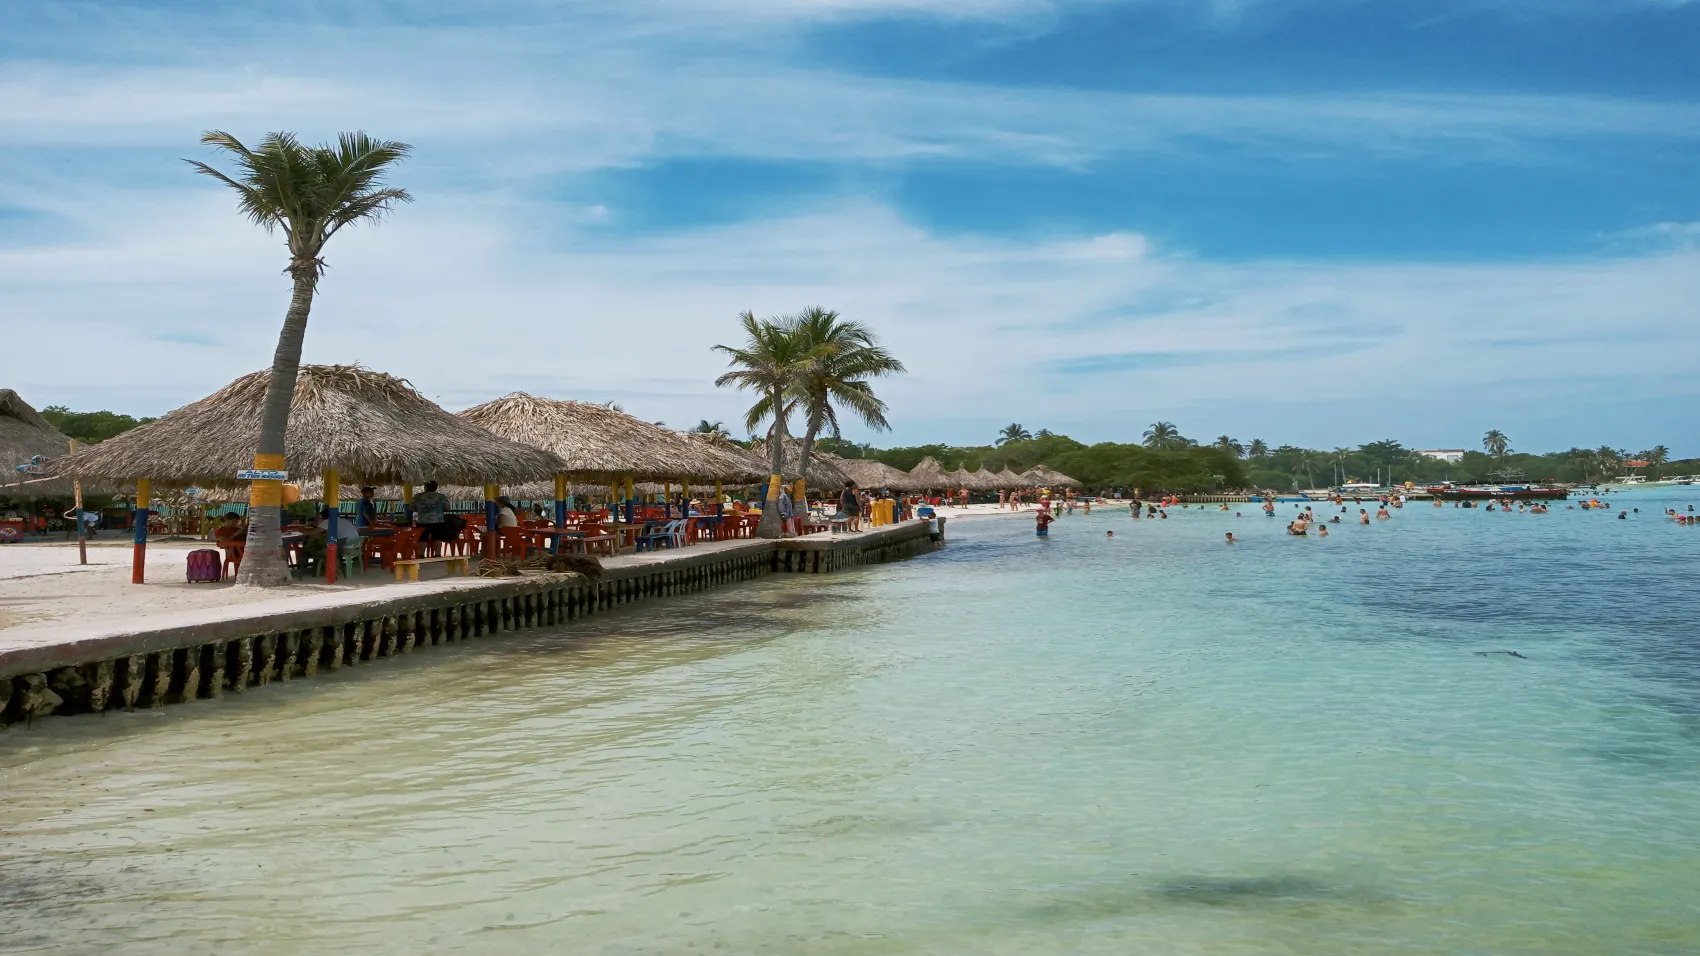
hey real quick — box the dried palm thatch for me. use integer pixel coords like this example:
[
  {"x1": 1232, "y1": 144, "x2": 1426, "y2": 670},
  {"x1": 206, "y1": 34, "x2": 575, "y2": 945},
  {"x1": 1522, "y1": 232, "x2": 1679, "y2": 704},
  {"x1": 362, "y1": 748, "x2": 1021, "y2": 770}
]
[
  {"x1": 52, "y1": 366, "x2": 566, "y2": 491},
  {"x1": 1, "y1": 389, "x2": 78, "y2": 499},
  {"x1": 748, "y1": 439, "x2": 850, "y2": 489},
  {"x1": 834, "y1": 457, "x2": 915, "y2": 491},
  {"x1": 907, "y1": 456, "x2": 947, "y2": 489},
  {"x1": 968, "y1": 466, "x2": 1002, "y2": 491},
  {"x1": 1024, "y1": 466, "x2": 1082, "y2": 489},
  {"x1": 996, "y1": 467, "x2": 1030, "y2": 489},
  {"x1": 459, "y1": 393, "x2": 759, "y2": 483},
  {"x1": 941, "y1": 467, "x2": 974, "y2": 490},
  {"x1": 680, "y1": 433, "x2": 771, "y2": 483}
]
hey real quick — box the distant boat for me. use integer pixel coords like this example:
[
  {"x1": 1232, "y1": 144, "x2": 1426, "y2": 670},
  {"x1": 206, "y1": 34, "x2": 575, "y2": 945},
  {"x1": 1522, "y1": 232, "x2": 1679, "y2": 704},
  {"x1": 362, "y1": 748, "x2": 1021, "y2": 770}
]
[{"x1": 1424, "y1": 482, "x2": 1569, "y2": 501}]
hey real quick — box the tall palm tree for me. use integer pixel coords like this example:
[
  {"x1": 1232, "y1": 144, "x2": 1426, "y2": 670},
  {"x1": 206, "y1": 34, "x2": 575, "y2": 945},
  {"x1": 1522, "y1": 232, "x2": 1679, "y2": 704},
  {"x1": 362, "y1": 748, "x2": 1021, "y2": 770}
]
[
  {"x1": 692, "y1": 420, "x2": 731, "y2": 440},
  {"x1": 1482, "y1": 429, "x2": 1511, "y2": 458},
  {"x1": 997, "y1": 424, "x2": 1033, "y2": 445},
  {"x1": 786, "y1": 308, "x2": 905, "y2": 503},
  {"x1": 1247, "y1": 438, "x2": 1269, "y2": 458},
  {"x1": 1291, "y1": 452, "x2": 1317, "y2": 489},
  {"x1": 1143, "y1": 421, "x2": 1186, "y2": 450},
  {"x1": 1213, "y1": 435, "x2": 1245, "y2": 457},
  {"x1": 714, "y1": 311, "x2": 811, "y2": 539},
  {"x1": 1332, "y1": 447, "x2": 1354, "y2": 486},
  {"x1": 187, "y1": 130, "x2": 411, "y2": 586}
]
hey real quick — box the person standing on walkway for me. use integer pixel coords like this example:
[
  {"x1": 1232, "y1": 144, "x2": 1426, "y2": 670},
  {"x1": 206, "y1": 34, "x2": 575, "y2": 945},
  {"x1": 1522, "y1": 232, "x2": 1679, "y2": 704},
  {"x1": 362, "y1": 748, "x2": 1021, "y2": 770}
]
[
  {"x1": 839, "y1": 480, "x2": 861, "y2": 532},
  {"x1": 413, "y1": 481, "x2": 451, "y2": 548}
]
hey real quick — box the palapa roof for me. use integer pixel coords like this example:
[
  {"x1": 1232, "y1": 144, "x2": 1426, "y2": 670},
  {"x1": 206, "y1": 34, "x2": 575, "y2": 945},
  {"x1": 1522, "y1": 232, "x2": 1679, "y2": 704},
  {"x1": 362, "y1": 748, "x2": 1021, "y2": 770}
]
[
  {"x1": 968, "y1": 466, "x2": 1002, "y2": 491},
  {"x1": 1024, "y1": 465, "x2": 1082, "y2": 489},
  {"x1": 906, "y1": 456, "x2": 947, "y2": 488},
  {"x1": 748, "y1": 439, "x2": 850, "y2": 489},
  {"x1": 458, "y1": 392, "x2": 756, "y2": 483},
  {"x1": 941, "y1": 467, "x2": 975, "y2": 490},
  {"x1": 833, "y1": 456, "x2": 916, "y2": 491},
  {"x1": 1, "y1": 389, "x2": 77, "y2": 499},
  {"x1": 53, "y1": 366, "x2": 566, "y2": 490}
]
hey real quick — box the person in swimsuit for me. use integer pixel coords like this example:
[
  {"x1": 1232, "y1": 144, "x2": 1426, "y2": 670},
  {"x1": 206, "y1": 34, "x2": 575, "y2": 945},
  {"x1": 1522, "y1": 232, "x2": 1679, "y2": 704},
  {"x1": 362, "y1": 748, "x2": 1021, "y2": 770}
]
[
  {"x1": 1225, "y1": 532, "x2": 1236, "y2": 543},
  {"x1": 1359, "y1": 509, "x2": 1371, "y2": 525},
  {"x1": 1376, "y1": 505, "x2": 1391, "y2": 520},
  {"x1": 1036, "y1": 510, "x2": 1054, "y2": 536}
]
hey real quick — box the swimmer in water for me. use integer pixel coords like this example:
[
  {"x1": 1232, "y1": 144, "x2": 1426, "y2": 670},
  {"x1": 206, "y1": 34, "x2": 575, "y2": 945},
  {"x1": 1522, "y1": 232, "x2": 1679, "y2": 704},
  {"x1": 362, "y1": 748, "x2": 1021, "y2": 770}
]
[
  {"x1": 1235, "y1": 511, "x2": 1242, "y2": 518},
  {"x1": 1106, "y1": 530, "x2": 1114, "y2": 538},
  {"x1": 1330, "y1": 515, "x2": 1341, "y2": 523},
  {"x1": 1376, "y1": 505, "x2": 1391, "y2": 520},
  {"x1": 1359, "y1": 509, "x2": 1371, "y2": 525},
  {"x1": 1225, "y1": 532, "x2": 1235, "y2": 543},
  {"x1": 1318, "y1": 525, "x2": 1329, "y2": 537}
]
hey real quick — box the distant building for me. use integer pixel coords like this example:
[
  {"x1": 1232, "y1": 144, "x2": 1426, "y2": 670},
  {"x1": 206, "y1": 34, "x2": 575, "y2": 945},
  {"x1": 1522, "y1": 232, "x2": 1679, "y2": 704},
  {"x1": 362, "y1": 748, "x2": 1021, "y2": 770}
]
[{"x1": 1416, "y1": 449, "x2": 1467, "y2": 463}]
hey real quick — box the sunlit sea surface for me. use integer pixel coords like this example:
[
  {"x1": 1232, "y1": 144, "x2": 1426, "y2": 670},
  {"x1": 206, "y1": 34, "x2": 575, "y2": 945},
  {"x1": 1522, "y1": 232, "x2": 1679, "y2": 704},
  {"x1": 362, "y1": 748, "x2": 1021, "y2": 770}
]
[{"x1": 4, "y1": 488, "x2": 1700, "y2": 955}]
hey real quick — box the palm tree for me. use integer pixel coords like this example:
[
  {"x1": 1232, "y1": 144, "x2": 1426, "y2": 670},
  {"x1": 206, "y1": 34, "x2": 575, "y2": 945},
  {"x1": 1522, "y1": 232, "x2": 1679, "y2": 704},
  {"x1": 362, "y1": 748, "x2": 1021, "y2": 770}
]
[
  {"x1": 1482, "y1": 429, "x2": 1511, "y2": 458},
  {"x1": 1247, "y1": 439, "x2": 1268, "y2": 459},
  {"x1": 1640, "y1": 445, "x2": 1670, "y2": 474},
  {"x1": 1143, "y1": 421, "x2": 1187, "y2": 450},
  {"x1": 1291, "y1": 451, "x2": 1317, "y2": 489},
  {"x1": 1332, "y1": 447, "x2": 1353, "y2": 486},
  {"x1": 187, "y1": 130, "x2": 411, "y2": 585},
  {"x1": 1212, "y1": 435, "x2": 1245, "y2": 457},
  {"x1": 714, "y1": 311, "x2": 811, "y2": 538},
  {"x1": 786, "y1": 307, "x2": 905, "y2": 502},
  {"x1": 997, "y1": 424, "x2": 1033, "y2": 445},
  {"x1": 692, "y1": 420, "x2": 731, "y2": 440}
]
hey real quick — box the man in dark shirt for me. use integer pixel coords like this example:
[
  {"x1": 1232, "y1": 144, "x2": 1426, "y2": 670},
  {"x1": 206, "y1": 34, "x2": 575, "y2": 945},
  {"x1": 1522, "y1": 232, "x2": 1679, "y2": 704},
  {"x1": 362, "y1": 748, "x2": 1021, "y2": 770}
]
[{"x1": 839, "y1": 480, "x2": 860, "y2": 532}]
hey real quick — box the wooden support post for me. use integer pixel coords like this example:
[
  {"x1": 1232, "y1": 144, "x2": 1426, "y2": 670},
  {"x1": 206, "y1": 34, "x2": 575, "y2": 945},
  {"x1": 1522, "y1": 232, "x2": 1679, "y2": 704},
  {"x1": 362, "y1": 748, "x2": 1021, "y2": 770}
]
[
  {"x1": 324, "y1": 468, "x2": 341, "y2": 584},
  {"x1": 131, "y1": 477, "x2": 151, "y2": 584}
]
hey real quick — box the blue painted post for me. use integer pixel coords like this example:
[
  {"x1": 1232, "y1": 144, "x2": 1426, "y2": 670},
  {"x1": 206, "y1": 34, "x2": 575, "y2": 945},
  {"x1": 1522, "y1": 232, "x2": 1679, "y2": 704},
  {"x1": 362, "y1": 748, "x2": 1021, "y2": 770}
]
[
  {"x1": 553, "y1": 473, "x2": 568, "y2": 554},
  {"x1": 323, "y1": 469, "x2": 340, "y2": 583},
  {"x1": 484, "y1": 484, "x2": 499, "y2": 560},
  {"x1": 131, "y1": 478, "x2": 151, "y2": 584}
]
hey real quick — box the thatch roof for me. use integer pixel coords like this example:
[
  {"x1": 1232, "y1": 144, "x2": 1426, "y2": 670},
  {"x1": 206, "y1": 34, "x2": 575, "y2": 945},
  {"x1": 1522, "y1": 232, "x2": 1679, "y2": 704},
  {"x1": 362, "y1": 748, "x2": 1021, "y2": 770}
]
[
  {"x1": 941, "y1": 468, "x2": 974, "y2": 490},
  {"x1": 834, "y1": 457, "x2": 916, "y2": 491},
  {"x1": 459, "y1": 392, "x2": 757, "y2": 483},
  {"x1": 997, "y1": 467, "x2": 1030, "y2": 488},
  {"x1": 681, "y1": 433, "x2": 772, "y2": 484},
  {"x1": 1024, "y1": 466, "x2": 1082, "y2": 489},
  {"x1": 968, "y1": 466, "x2": 1002, "y2": 491},
  {"x1": 1, "y1": 390, "x2": 77, "y2": 499},
  {"x1": 748, "y1": 439, "x2": 850, "y2": 489},
  {"x1": 53, "y1": 366, "x2": 566, "y2": 490},
  {"x1": 907, "y1": 456, "x2": 947, "y2": 488}
]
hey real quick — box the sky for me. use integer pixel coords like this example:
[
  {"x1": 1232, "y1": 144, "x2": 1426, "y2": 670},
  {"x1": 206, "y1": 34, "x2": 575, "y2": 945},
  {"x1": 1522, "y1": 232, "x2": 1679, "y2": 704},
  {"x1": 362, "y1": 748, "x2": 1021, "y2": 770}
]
[{"x1": 2, "y1": 0, "x2": 1697, "y2": 456}]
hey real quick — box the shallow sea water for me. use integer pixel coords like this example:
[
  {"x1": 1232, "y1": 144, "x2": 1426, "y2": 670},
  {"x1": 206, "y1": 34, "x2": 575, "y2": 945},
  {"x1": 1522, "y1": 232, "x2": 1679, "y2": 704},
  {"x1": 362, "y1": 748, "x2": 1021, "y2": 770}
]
[{"x1": 3, "y1": 489, "x2": 1700, "y2": 955}]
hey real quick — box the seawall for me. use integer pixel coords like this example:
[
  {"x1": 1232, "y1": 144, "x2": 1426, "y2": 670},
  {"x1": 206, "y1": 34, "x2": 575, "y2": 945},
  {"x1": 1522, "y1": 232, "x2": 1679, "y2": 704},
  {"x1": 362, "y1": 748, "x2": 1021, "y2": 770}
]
[{"x1": 0, "y1": 519, "x2": 942, "y2": 728}]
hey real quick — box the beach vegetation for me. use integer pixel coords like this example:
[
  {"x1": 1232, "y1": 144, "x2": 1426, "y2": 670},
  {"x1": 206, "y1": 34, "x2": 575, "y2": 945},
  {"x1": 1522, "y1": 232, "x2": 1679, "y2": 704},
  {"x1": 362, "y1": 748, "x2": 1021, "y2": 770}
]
[
  {"x1": 38, "y1": 406, "x2": 155, "y2": 444},
  {"x1": 784, "y1": 307, "x2": 905, "y2": 503},
  {"x1": 714, "y1": 310, "x2": 812, "y2": 538},
  {"x1": 997, "y1": 424, "x2": 1033, "y2": 445}
]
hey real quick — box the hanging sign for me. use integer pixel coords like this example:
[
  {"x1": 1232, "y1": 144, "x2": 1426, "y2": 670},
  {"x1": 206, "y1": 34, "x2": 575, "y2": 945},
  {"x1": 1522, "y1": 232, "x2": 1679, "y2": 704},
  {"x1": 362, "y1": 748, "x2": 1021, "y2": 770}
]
[{"x1": 235, "y1": 469, "x2": 290, "y2": 481}]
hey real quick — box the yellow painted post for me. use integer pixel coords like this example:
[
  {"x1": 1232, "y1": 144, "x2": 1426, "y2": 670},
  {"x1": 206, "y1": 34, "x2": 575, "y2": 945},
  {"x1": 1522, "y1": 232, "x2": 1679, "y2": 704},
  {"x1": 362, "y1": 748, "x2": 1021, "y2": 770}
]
[{"x1": 69, "y1": 438, "x2": 87, "y2": 565}]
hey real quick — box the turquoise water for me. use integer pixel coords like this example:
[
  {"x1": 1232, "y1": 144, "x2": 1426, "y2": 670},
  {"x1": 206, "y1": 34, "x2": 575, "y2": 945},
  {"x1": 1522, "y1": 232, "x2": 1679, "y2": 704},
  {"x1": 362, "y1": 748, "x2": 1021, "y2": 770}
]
[{"x1": 3, "y1": 489, "x2": 1700, "y2": 954}]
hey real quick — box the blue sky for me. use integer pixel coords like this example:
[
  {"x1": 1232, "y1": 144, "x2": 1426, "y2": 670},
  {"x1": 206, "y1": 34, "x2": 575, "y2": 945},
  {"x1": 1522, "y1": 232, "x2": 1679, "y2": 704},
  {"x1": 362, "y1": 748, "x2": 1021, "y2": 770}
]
[{"x1": 1, "y1": 0, "x2": 1697, "y2": 456}]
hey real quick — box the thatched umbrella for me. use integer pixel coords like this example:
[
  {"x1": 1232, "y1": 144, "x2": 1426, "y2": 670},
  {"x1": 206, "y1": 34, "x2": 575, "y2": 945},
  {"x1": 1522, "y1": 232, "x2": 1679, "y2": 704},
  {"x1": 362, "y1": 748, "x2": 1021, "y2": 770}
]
[
  {"x1": 52, "y1": 366, "x2": 567, "y2": 582},
  {"x1": 907, "y1": 456, "x2": 947, "y2": 490},
  {"x1": 749, "y1": 438, "x2": 849, "y2": 490},
  {"x1": 834, "y1": 457, "x2": 914, "y2": 492},
  {"x1": 1, "y1": 389, "x2": 77, "y2": 500},
  {"x1": 459, "y1": 392, "x2": 754, "y2": 484},
  {"x1": 996, "y1": 467, "x2": 1030, "y2": 489},
  {"x1": 1025, "y1": 466, "x2": 1082, "y2": 490},
  {"x1": 941, "y1": 467, "x2": 973, "y2": 492},
  {"x1": 969, "y1": 466, "x2": 1002, "y2": 492}
]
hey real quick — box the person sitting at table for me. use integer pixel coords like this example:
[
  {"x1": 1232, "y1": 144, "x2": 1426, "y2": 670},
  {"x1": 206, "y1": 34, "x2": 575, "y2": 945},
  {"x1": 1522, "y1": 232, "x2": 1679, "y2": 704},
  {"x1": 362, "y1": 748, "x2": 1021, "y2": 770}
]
[
  {"x1": 356, "y1": 487, "x2": 380, "y2": 528},
  {"x1": 214, "y1": 512, "x2": 248, "y2": 545},
  {"x1": 496, "y1": 496, "x2": 520, "y2": 529},
  {"x1": 298, "y1": 513, "x2": 328, "y2": 576},
  {"x1": 325, "y1": 506, "x2": 362, "y2": 565}
]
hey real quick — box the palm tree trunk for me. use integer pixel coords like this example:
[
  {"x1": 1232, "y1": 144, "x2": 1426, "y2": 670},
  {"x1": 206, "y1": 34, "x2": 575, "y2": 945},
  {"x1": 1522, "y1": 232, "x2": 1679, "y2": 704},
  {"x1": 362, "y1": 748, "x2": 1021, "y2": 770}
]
[
  {"x1": 756, "y1": 385, "x2": 787, "y2": 539},
  {"x1": 793, "y1": 411, "x2": 822, "y2": 520},
  {"x1": 237, "y1": 271, "x2": 315, "y2": 586}
]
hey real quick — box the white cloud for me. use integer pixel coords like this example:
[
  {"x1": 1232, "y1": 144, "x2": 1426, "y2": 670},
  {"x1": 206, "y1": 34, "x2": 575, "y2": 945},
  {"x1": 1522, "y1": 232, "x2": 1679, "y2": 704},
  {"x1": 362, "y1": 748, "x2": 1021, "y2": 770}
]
[{"x1": 3, "y1": 188, "x2": 1695, "y2": 452}]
